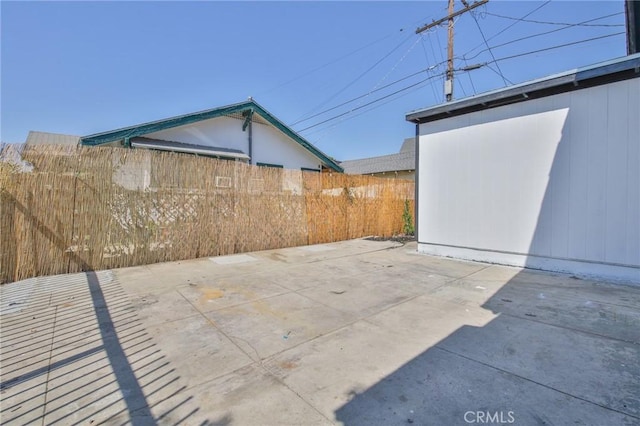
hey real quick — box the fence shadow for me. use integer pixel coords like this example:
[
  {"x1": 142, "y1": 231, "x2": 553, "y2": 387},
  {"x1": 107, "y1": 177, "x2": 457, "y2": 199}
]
[
  {"x1": 0, "y1": 271, "x2": 208, "y2": 425},
  {"x1": 0, "y1": 183, "x2": 209, "y2": 424}
]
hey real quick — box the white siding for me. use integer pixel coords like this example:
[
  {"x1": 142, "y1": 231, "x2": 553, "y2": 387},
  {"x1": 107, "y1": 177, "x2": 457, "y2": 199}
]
[
  {"x1": 144, "y1": 116, "x2": 249, "y2": 153},
  {"x1": 251, "y1": 122, "x2": 321, "y2": 170},
  {"x1": 417, "y1": 78, "x2": 640, "y2": 282},
  {"x1": 141, "y1": 115, "x2": 322, "y2": 171}
]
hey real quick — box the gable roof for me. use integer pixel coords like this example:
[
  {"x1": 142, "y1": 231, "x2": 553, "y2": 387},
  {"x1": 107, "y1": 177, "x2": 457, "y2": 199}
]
[
  {"x1": 341, "y1": 139, "x2": 415, "y2": 175},
  {"x1": 80, "y1": 99, "x2": 343, "y2": 172},
  {"x1": 26, "y1": 131, "x2": 80, "y2": 146},
  {"x1": 407, "y1": 53, "x2": 640, "y2": 124}
]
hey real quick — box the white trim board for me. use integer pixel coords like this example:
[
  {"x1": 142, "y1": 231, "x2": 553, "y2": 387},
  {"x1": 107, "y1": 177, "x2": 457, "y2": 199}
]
[{"x1": 417, "y1": 242, "x2": 640, "y2": 285}]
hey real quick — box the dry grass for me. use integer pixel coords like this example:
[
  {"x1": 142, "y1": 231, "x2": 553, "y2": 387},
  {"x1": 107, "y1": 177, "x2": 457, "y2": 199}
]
[{"x1": 0, "y1": 144, "x2": 414, "y2": 283}]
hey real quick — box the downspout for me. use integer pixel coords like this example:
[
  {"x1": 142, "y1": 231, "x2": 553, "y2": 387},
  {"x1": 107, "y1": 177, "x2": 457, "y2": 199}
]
[
  {"x1": 243, "y1": 108, "x2": 254, "y2": 164},
  {"x1": 414, "y1": 123, "x2": 419, "y2": 245},
  {"x1": 248, "y1": 115, "x2": 253, "y2": 165}
]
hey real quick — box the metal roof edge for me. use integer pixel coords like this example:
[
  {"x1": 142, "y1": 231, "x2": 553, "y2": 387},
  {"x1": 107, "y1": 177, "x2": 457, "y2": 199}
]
[
  {"x1": 406, "y1": 53, "x2": 640, "y2": 124},
  {"x1": 249, "y1": 100, "x2": 343, "y2": 172},
  {"x1": 80, "y1": 100, "x2": 253, "y2": 145}
]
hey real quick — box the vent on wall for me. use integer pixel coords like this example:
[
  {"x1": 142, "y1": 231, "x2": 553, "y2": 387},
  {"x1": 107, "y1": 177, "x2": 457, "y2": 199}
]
[{"x1": 215, "y1": 176, "x2": 232, "y2": 188}]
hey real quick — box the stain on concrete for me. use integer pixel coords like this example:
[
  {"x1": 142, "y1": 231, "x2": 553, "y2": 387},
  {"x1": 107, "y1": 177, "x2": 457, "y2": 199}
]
[{"x1": 199, "y1": 288, "x2": 225, "y2": 303}]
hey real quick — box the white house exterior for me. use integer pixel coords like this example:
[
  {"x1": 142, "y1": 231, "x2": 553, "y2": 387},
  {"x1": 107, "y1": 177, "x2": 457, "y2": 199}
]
[
  {"x1": 406, "y1": 54, "x2": 640, "y2": 283},
  {"x1": 81, "y1": 99, "x2": 342, "y2": 173}
]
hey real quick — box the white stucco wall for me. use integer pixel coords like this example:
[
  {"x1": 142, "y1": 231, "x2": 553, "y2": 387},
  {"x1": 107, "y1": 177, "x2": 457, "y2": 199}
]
[
  {"x1": 251, "y1": 122, "x2": 321, "y2": 170},
  {"x1": 141, "y1": 115, "x2": 322, "y2": 171},
  {"x1": 417, "y1": 78, "x2": 640, "y2": 282},
  {"x1": 144, "y1": 116, "x2": 249, "y2": 154}
]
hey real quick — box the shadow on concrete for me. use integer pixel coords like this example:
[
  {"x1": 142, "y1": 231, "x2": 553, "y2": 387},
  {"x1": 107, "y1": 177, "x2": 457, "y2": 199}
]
[
  {"x1": 334, "y1": 268, "x2": 640, "y2": 425},
  {"x1": 0, "y1": 192, "x2": 208, "y2": 424},
  {"x1": 373, "y1": 71, "x2": 639, "y2": 424}
]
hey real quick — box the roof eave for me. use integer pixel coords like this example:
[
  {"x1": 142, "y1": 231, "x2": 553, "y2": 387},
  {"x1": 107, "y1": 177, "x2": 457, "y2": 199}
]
[
  {"x1": 406, "y1": 54, "x2": 640, "y2": 124},
  {"x1": 80, "y1": 99, "x2": 343, "y2": 172},
  {"x1": 80, "y1": 101, "x2": 254, "y2": 146},
  {"x1": 248, "y1": 101, "x2": 343, "y2": 172}
]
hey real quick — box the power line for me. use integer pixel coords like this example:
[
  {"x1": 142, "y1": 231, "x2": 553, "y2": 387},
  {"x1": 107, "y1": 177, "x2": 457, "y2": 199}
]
[
  {"x1": 463, "y1": 0, "x2": 551, "y2": 58},
  {"x1": 258, "y1": 9, "x2": 448, "y2": 99},
  {"x1": 258, "y1": 31, "x2": 407, "y2": 97},
  {"x1": 303, "y1": 76, "x2": 442, "y2": 138},
  {"x1": 419, "y1": 35, "x2": 440, "y2": 100},
  {"x1": 486, "y1": 11, "x2": 625, "y2": 27},
  {"x1": 311, "y1": 36, "x2": 425, "y2": 136},
  {"x1": 292, "y1": 66, "x2": 435, "y2": 126},
  {"x1": 297, "y1": 32, "x2": 624, "y2": 134},
  {"x1": 298, "y1": 72, "x2": 444, "y2": 133},
  {"x1": 368, "y1": 37, "x2": 423, "y2": 100},
  {"x1": 468, "y1": 7, "x2": 508, "y2": 86},
  {"x1": 463, "y1": 12, "x2": 627, "y2": 62},
  {"x1": 486, "y1": 31, "x2": 625, "y2": 65},
  {"x1": 463, "y1": 59, "x2": 478, "y2": 94},
  {"x1": 485, "y1": 64, "x2": 513, "y2": 85},
  {"x1": 415, "y1": 0, "x2": 487, "y2": 102},
  {"x1": 294, "y1": 33, "x2": 415, "y2": 123}
]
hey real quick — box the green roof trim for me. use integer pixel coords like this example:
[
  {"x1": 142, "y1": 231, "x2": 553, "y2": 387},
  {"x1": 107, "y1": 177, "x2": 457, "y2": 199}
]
[{"x1": 80, "y1": 100, "x2": 343, "y2": 172}]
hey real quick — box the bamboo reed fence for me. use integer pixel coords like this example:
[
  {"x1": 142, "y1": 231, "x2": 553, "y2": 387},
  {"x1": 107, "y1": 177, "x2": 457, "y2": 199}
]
[{"x1": 0, "y1": 144, "x2": 414, "y2": 284}]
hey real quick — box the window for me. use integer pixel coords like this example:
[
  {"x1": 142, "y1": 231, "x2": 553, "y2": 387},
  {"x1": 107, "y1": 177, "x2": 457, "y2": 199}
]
[{"x1": 301, "y1": 167, "x2": 320, "y2": 173}]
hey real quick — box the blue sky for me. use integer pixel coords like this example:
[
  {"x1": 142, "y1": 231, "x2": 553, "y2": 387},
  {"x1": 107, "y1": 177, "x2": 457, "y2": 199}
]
[{"x1": 1, "y1": 1, "x2": 628, "y2": 160}]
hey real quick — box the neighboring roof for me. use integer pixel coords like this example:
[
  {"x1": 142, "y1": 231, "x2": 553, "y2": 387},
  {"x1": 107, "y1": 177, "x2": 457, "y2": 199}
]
[
  {"x1": 341, "y1": 141, "x2": 415, "y2": 175},
  {"x1": 81, "y1": 99, "x2": 343, "y2": 172},
  {"x1": 25, "y1": 131, "x2": 80, "y2": 146},
  {"x1": 399, "y1": 137, "x2": 414, "y2": 152},
  {"x1": 131, "y1": 137, "x2": 250, "y2": 160},
  {"x1": 407, "y1": 53, "x2": 640, "y2": 124}
]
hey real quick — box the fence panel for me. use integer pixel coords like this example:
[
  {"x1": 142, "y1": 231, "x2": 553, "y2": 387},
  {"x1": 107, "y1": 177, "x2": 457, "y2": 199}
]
[{"x1": 0, "y1": 144, "x2": 414, "y2": 283}]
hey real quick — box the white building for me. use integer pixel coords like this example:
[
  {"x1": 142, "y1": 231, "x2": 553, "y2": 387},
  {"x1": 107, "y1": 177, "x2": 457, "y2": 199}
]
[
  {"x1": 406, "y1": 54, "x2": 640, "y2": 283},
  {"x1": 80, "y1": 98, "x2": 342, "y2": 173}
]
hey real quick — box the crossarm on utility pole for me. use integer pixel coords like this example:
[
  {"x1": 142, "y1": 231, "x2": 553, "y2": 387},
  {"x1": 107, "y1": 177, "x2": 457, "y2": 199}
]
[
  {"x1": 415, "y1": 0, "x2": 488, "y2": 34},
  {"x1": 416, "y1": 0, "x2": 489, "y2": 102}
]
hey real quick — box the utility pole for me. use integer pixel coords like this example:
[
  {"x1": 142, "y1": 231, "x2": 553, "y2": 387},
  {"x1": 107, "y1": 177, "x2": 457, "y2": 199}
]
[
  {"x1": 416, "y1": 0, "x2": 489, "y2": 102},
  {"x1": 446, "y1": 0, "x2": 455, "y2": 102},
  {"x1": 626, "y1": 0, "x2": 640, "y2": 54}
]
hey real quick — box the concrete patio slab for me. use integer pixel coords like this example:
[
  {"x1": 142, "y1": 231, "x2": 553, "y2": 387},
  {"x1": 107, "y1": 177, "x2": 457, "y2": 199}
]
[
  {"x1": 164, "y1": 364, "x2": 333, "y2": 426},
  {"x1": 204, "y1": 292, "x2": 358, "y2": 361},
  {"x1": 210, "y1": 254, "x2": 260, "y2": 265},
  {"x1": 298, "y1": 276, "x2": 415, "y2": 318},
  {"x1": 144, "y1": 314, "x2": 254, "y2": 386},
  {"x1": 333, "y1": 342, "x2": 636, "y2": 426},
  {"x1": 1, "y1": 239, "x2": 639, "y2": 425},
  {"x1": 178, "y1": 274, "x2": 290, "y2": 311}
]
